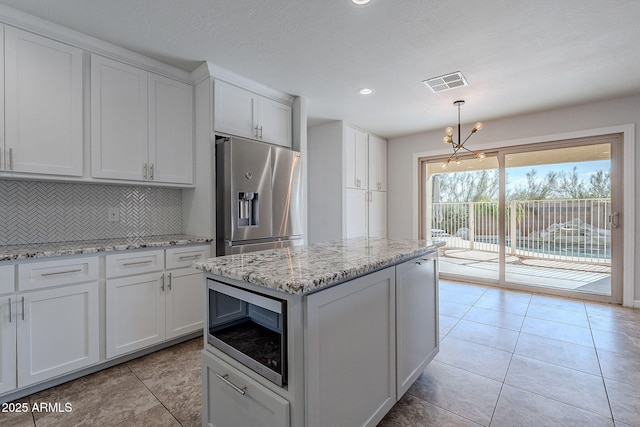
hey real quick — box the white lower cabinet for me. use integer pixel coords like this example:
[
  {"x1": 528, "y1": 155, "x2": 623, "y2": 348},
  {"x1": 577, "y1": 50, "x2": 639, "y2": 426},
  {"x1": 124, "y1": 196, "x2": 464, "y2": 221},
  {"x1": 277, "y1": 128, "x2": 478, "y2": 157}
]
[
  {"x1": 165, "y1": 268, "x2": 205, "y2": 339},
  {"x1": 0, "y1": 293, "x2": 17, "y2": 394},
  {"x1": 106, "y1": 245, "x2": 209, "y2": 358},
  {"x1": 106, "y1": 272, "x2": 166, "y2": 358},
  {"x1": 396, "y1": 252, "x2": 439, "y2": 397},
  {"x1": 202, "y1": 351, "x2": 290, "y2": 427},
  {"x1": 305, "y1": 267, "x2": 396, "y2": 427},
  {"x1": 17, "y1": 283, "x2": 99, "y2": 388}
]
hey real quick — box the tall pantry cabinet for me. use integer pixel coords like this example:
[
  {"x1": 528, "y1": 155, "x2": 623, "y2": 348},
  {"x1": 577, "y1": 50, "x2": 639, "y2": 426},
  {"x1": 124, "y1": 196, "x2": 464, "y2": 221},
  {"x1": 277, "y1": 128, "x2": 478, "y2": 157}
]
[{"x1": 308, "y1": 121, "x2": 387, "y2": 243}]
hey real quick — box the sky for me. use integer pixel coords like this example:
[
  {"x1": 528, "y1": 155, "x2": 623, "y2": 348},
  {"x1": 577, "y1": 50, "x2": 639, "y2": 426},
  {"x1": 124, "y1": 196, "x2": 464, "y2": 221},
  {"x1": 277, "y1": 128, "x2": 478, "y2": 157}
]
[{"x1": 505, "y1": 159, "x2": 611, "y2": 190}]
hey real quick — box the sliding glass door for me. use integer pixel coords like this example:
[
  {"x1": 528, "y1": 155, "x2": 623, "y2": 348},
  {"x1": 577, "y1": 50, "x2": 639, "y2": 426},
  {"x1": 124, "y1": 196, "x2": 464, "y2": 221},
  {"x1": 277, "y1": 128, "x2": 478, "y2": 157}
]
[
  {"x1": 422, "y1": 156, "x2": 500, "y2": 283},
  {"x1": 420, "y1": 134, "x2": 623, "y2": 303}
]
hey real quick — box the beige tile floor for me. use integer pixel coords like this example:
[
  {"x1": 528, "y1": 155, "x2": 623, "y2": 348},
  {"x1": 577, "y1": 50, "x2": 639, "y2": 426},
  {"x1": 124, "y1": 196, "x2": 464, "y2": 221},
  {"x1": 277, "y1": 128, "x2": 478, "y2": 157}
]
[
  {"x1": 380, "y1": 280, "x2": 640, "y2": 427},
  {"x1": 3, "y1": 280, "x2": 640, "y2": 427}
]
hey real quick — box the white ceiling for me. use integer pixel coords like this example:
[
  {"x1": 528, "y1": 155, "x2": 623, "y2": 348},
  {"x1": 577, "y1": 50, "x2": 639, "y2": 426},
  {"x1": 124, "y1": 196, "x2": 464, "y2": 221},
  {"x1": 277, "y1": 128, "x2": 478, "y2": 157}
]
[{"x1": 2, "y1": 0, "x2": 638, "y2": 139}]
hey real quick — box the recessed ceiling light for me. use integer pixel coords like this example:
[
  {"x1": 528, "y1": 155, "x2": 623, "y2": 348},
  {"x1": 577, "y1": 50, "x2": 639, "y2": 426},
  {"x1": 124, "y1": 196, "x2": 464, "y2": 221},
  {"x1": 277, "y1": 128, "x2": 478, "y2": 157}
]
[
  {"x1": 358, "y1": 88, "x2": 373, "y2": 95},
  {"x1": 352, "y1": 0, "x2": 371, "y2": 5}
]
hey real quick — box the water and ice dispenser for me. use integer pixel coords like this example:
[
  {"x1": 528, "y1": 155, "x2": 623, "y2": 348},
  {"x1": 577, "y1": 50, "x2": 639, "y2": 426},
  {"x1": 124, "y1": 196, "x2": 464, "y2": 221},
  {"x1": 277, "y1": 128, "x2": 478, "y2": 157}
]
[{"x1": 238, "y1": 192, "x2": 259, "y2": 227}]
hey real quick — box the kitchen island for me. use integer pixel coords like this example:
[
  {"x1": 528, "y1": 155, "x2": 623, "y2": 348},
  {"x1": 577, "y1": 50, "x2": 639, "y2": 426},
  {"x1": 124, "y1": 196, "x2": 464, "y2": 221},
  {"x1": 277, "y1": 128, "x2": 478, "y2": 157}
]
[{"x1": 193, "y1": 237, "x2": 444, "y2": 427}]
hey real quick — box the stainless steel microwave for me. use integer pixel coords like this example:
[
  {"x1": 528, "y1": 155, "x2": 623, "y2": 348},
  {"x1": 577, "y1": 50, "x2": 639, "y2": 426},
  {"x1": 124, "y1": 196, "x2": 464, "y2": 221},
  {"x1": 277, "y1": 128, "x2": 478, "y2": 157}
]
[{"x1": 207, "y1": 279, "x2": 287, "y2": 386}]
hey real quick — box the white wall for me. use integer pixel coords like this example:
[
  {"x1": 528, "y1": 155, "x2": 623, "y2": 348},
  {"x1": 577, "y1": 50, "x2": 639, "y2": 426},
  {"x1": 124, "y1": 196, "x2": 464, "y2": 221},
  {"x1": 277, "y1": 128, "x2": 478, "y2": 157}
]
[{"x1": 387, "y1": 94, "x2": 639, "y2": 305}]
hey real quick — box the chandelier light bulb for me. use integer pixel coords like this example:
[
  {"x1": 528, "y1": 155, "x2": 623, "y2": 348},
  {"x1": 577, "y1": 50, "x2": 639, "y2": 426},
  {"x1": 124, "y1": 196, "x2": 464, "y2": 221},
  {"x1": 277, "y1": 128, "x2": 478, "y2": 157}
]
[
  {"x1": 445, "y1": 126, "x2": 454, "y2": 136},
  {"x1": 478, "y1": 152, "x2": 486, "y2": 159},
  {"x1": 475, "y1": 122, "x2": 483, "y2": 130},
  {"x1": 443, "y1": 136, "x2": 451, "y2": 143},
  {"x1": 455, "y1": 157, "x2": 461, "y2": 165}
]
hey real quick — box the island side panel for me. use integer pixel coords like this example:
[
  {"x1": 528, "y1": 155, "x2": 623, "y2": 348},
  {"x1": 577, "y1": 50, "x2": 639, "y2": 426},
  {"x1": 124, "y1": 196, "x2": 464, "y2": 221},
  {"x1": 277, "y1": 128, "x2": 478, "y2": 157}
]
[{"x1": 305, "y1": 267, "x2": 396, "y2": 427}]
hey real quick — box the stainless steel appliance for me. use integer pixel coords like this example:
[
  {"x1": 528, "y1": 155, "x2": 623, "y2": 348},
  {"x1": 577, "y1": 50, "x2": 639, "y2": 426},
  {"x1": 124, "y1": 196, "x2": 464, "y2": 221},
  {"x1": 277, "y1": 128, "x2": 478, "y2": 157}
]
[
  {"x1": 216, "y1": 137, "x2": 303, "y2": 255},
  {"x1": 207, "y1": 279, "x2": 287, "y2": 386}
]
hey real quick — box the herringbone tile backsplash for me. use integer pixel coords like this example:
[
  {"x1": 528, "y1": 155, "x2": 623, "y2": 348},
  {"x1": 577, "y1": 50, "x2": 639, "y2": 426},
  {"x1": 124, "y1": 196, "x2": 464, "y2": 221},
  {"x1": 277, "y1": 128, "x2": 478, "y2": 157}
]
[{"x1": 0, "y1": 180, "x2": 182, "y2": 245}]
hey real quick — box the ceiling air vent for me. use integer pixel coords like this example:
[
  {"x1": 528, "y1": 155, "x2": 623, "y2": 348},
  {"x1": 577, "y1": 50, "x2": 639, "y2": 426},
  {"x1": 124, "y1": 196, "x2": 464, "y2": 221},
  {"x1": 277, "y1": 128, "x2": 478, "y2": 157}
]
[{"x1": 423, "y1": 71, "x2": 468, "y2": 93}]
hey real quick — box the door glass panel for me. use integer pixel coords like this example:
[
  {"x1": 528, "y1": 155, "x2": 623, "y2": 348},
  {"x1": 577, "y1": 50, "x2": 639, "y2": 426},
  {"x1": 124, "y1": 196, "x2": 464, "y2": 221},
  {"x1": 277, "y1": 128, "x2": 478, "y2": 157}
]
[
  {"x1": 504, "y1": 144, "x2": 612, "y2": 295},
  {"x1": 425, "y1": 156, "x2": 500, "y2": 282}
]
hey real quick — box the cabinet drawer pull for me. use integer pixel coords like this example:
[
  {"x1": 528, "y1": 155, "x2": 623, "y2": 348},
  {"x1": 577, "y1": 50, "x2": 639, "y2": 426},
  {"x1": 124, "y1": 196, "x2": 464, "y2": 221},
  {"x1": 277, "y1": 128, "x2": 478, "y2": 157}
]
[
  {"x1": 41, "y1": 268, "x2": 83, "y2": 277},
  {"x1": 143, "y1": 163, "x2": 148, "y2": 180},
  {"x1": 216, "y1": 373, "x2": 246, "y2": 396},
  {"x1": 178, "y1": 254, "x2": 201, "y2": 261},
  {"x1": 415, "y1": 258, "x2": 432, "y2": 265},
  {"x1": 21, "y1": 297, "x2": 25, "y2": 321},
  {"x1": 150, "y1": 164, "x2": 154, "y2": 180},
  {"x1": 8, "y1": 298, "x2": 12, "y2": 323},
  {"x1": 161, "y1": 274, "x2": 165, "y2": 292},
  {"x1": 122, "y1": 260, "x2": 154, "y2": 267},
  {"x1": 9, "y1": 148, "x2": 13, "y2": 170},
  {"x1": 167, "y1": 272, "x2": 172, "y2": 290}
]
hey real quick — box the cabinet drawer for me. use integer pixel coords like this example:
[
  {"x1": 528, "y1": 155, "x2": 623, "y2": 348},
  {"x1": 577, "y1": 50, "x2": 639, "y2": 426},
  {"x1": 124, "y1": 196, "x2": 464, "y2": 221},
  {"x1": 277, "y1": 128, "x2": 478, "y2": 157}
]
[
  {"x1": 202, "y1": 351, "x2": 290, "y2": 427},
  {"x1": 18, "y1": 257, "x2": 98, "y2": 291},
  {"x1": 0, "y1": 264, "x2": 15, "y2": 294},
  {"x1": 166, "y1": 245, "x2": 210, "y2": 270},
  {"x1": 106, "y1": 250, "x2": 164, "y2": 278}
]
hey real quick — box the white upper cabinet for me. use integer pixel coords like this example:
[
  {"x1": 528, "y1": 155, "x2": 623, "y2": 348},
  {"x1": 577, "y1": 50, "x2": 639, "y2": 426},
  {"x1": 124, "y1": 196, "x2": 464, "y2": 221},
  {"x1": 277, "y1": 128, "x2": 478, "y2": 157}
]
[
  {"x1": 91, "y1": 55, "x2": 193, "y2": 185},
  {"x1": 345, "y1": 125, "x2": 368, "y2": 189},
  {"x1": 91, "y1": 55, "x2": 148, "y2": 181},
  {"x1": 148, "y1": 74, "x2": 194, "y2": 185},
  {"x1": 213, "y1": 80, "x2": 292, "y2": 147},
  {"x1": 213, "y1": 80, "x2": 257, "y2": 140},
  {"x1": 368, "y1": 134, "x2": 387, "y2": 191},
  {"x1": 4, "y1": 27, "x2": 83, "y2": 176},
  {"x1": 258, "y1": 96, "x2": 292, "y2": 147}
]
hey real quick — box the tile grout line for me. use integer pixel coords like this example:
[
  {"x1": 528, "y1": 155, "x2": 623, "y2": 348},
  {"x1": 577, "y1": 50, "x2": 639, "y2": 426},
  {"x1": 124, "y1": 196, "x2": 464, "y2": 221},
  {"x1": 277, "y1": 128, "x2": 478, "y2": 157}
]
[
  {"x1": 584, "y1": 305, "x2": 618, "y2": 425},
  {"x1": 123, "y1": 363, "x2": 184, "y2": 427},
  {"x1": 486, "y1": 291, "x2": 530, "y2": 427}
]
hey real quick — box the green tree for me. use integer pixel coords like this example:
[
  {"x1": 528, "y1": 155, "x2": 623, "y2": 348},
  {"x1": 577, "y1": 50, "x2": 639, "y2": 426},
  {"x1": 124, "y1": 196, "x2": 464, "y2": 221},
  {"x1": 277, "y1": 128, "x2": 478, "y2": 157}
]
[{"x1": 436, "y1": 170, "x2": 498, "y2": 203}]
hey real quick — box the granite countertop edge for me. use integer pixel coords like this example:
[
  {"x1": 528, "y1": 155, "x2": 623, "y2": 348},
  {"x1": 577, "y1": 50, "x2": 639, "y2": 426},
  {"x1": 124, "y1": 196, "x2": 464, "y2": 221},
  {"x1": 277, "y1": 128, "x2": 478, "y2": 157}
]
[
  {"x1": 0, "y1": 235, "x2": 213, "y2": 261},
  {"x1": 194, "y1": 238, "x2": 445, "y2": 295}
]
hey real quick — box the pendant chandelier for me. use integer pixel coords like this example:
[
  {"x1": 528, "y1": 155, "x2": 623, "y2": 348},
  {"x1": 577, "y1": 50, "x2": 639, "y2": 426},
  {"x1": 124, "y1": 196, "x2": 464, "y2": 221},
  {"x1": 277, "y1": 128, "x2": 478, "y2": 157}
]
[{"x1": 441, "y1": 100, "x2": 485, "y2": 168}]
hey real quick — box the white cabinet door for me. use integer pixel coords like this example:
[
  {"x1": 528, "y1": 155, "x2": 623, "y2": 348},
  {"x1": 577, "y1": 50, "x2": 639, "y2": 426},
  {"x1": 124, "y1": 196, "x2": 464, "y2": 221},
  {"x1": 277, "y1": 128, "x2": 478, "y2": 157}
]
[
  {"x1": 0, "y1": 25, "x2": 4, "y2": 172},
  {"x1": 306, "y1": 267, "x2": 396, "y2": 427},
  {"x1": 345, "y1": 188, "x2": 368, "y2": 238},
  {"x1": 396, "y1": 254, "x2": 438, "y2": 397},
  {"x1": 0, "y1": 295, "x2": 16, "y2": 394},
  {"x1": 165, "y1": 268, "x2": 204, "y2": 339},
  {"x1": 4, "y1": 27, "x2": 83, "y2": 177},
  {"x1": 149, "y1": 74, "x2": 194, "y2": 185},
  {"x1": 258, "y1": 97, "x2": 292, "y2": 147},
  {"x1": 0, "y1": 265, "x2": 14, "y2": 294},
  {"x1": 369, "y1": 190, "x2": 388, "y2": 238},
  {"x1": 345, "y1": 126, "x2": 368, "y2": 189},
  {"x1": 368, "y1": 134, "x2": 387, "y2": 191},
  {"x1": 202, "y1": 351, "x2": 290, "y2": 427},
  {"x1": 91, "y1": 55, "x2": 148, "y2": 181},
  {"x1": 17, "y1": 282, "x2": 99, "y2": 387},
  {"x1": 213, "y1": 80, "x2": 257, "y2": 140},
  {"x1": 106, "y1": 272, "x2": 165, "y2": 358}
]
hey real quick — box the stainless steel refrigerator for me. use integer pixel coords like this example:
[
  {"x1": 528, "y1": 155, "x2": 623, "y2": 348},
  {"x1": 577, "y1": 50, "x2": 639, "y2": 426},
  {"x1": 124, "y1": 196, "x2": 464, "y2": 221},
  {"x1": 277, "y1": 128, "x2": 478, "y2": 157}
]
[{"x1": 216, "y1": 137, "x2": 303, "y2": 255}]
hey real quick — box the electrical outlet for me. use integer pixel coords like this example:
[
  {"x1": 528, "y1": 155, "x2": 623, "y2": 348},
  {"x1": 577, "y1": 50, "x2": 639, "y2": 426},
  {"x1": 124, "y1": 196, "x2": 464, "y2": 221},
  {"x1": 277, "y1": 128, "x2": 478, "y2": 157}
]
[{"x1": 107, "y1": 207, "x2": 120, "y2": 222}]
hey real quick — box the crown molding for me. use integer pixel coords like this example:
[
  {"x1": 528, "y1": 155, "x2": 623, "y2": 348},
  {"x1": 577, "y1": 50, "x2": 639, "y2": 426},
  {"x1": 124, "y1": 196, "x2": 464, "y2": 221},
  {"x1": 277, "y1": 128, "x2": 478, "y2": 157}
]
[{"x1": 197, "y1": 61, "x2": 294, "y2": 105}]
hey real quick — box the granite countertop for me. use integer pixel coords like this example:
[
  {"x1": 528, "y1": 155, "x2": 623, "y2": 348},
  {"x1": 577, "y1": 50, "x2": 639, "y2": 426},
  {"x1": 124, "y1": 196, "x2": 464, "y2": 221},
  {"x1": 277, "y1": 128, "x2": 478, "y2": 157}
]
[
  {"x1": 193, "y1": 237, "x2": 445, "y2": 295},
  {"x1": 0, "y1": 234, "x2": 213, "y2": 261}
]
